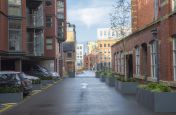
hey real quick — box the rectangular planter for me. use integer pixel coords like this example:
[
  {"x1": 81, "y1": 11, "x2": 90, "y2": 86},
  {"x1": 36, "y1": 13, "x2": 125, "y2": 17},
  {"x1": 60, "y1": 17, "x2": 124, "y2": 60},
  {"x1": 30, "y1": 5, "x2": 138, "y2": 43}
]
[
  {"x1": 41, "y1": 80, "x2": 54, "y2": 86},
  {"x1": 100, "y1": 76, "x2": 106, "y2": 82},
  {"x1": 136, "y1": 88, "x2": 176, "y2": 112},
  {"x1": 0, "y1": 92, "x2": 23, "y2": 103},
  {"x1": 115, "y1": 79, "x2": 119, "y2": 90},
  {"x1": 118, "y1": 81, "x2": 137, "y2": 94},
  {"x1": 95, "y1": 73, "x2": 100, "y2": 78},
  {"x1": 32, "y1": 84, "x2": 42, "y2": 90},
  {"x1": 105, "y1": 77, "x2": 115, "y2": 87}
]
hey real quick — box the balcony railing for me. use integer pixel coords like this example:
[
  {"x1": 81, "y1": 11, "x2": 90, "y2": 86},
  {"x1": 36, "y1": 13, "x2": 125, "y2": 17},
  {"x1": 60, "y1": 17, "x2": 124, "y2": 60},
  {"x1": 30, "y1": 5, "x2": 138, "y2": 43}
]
[
  {"x1": 27, "y1": 14, "x2": 44, "y2": 28},
  {"x1": 27, "y1": 32, "x2": 44, "y2": 56}
]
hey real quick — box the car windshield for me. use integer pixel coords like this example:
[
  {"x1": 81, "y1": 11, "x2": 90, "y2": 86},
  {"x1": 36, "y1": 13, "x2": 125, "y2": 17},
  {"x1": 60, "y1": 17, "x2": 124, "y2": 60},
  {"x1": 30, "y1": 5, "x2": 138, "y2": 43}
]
[{"x1": 0, "y1": 74, "x2": 16, "y2": 81}]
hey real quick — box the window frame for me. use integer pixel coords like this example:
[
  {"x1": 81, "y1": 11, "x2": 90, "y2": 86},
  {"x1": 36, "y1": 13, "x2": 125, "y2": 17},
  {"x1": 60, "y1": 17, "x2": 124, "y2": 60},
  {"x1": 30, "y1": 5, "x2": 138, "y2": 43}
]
[
  {"x1": 135, "y1": 46, "x2": 140, "y2": 77},
  {"x1": 150, "y1": 41, "x2": 157, "y2": 79}
]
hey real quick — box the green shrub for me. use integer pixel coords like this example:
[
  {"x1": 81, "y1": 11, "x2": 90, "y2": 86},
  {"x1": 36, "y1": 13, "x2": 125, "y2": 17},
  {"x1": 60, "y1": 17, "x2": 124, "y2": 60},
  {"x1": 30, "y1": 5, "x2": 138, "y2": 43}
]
[
  {"x1": 143, "y1": 83, "x2": 171, "y2": 92},
  {"x1": 39, "y1": 76, "x2": 53, "y2": 80},
  {"x1": 0, "y1": 86, "x2": 22, "y2": 93},
  {"x1": 32, "y1": 79, "x2": 41, "y2": 84}
]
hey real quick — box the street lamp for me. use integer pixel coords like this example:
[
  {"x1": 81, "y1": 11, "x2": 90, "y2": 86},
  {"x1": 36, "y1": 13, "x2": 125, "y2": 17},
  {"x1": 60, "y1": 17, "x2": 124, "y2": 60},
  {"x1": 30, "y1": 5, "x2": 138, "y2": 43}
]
[{"x1": 151, "y1": 28, "x2": 159, "y2": 83}]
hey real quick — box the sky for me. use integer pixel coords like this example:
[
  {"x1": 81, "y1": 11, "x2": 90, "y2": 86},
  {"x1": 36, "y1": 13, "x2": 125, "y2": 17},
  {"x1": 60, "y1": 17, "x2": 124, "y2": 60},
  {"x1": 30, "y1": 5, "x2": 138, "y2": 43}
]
[{"x1": 67, "y1": 0, "x2": 116, "y2": 43}]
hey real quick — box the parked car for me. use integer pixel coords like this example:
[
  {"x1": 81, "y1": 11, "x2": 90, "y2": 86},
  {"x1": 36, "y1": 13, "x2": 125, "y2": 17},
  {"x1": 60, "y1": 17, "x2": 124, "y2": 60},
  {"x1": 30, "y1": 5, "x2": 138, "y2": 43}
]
[
  {"x1": 25, "y1": 65, "x2": 60, "y2": 79},
  {"x1": 0, "y1": 71, "x2": 32, "y2": 95},
  {"x1": 50, "y1": 72, "x2": 60, "y2": 79},
  {"x1": 23, "y1": 74, "x2": 39, "y2": 80}
]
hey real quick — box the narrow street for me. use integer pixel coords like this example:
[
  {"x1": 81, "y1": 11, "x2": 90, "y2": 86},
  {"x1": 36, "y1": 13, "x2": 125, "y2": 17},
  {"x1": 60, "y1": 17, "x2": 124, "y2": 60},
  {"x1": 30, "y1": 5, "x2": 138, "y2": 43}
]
[{"x1": 1, "y1": 71, "x2": 175, "y2": 115}]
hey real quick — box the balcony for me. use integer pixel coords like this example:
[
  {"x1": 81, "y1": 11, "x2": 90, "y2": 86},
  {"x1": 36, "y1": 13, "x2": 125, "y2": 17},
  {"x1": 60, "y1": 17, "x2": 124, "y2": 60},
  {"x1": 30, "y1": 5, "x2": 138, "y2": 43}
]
[
  {"x1": 26, "y1": 0, "x2": 43, "y2": 9},
  {"x1": 27, "y1": 32, "x2": 44, "y2": 56},
  {"x1": 27, "y1": 14, "x2": 44, "y2": 29}
]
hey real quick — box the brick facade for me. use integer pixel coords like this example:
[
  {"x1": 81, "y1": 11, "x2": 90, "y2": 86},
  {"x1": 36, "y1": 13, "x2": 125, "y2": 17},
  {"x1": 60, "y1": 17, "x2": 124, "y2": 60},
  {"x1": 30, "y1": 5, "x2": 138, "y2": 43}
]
[
  {"x1": 112, "y1": 0, "x2": 176, "y2": 85},
  {"x1": 0, "y1": 0, "x2": 66, "y2": 76}
]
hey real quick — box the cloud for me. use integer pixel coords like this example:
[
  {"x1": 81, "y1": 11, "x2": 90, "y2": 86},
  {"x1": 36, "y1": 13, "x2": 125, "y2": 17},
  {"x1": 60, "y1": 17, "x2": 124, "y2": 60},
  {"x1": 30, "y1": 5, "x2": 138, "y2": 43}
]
[{"x1": 68, "y1": 7, "x2": 110, "y2": 28}]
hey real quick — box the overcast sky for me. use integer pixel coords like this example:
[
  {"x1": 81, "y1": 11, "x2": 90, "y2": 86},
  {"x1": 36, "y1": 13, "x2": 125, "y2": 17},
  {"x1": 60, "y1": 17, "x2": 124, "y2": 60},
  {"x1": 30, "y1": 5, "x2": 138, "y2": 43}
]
[{"x1": 67, "y1": 0, "x2": 116, "y2": 43}]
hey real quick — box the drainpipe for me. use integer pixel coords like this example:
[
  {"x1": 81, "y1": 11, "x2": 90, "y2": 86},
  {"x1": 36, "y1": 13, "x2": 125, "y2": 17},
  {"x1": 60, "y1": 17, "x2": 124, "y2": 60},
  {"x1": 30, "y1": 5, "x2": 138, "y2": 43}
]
[{"x1": 151, "y1": 28, "x2": 159, "y2": 83}]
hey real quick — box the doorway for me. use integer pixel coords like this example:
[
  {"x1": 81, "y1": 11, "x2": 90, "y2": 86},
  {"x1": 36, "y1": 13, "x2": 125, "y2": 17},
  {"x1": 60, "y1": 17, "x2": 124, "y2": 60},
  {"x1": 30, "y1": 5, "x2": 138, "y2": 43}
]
[{"x1": 127, "y1": 54, "x2": 133, "y2": 78}]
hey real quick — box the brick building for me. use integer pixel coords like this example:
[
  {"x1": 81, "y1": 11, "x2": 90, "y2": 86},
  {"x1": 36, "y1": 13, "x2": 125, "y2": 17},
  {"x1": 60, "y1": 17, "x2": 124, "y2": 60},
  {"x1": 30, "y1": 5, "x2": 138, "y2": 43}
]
[
  {"x1": 84, "y1": 53, "x2": 98, "y2": 70},
  {"x1": 0, "y1": 0, "x2": 67, "y2": 76},
  {"x1": 97, "y1": 39, "x2": 118, "y2": 70},
  {"x1": 112, "y1": 0, "x2": 176, "y2": 86},
  {"x1": 63, "y1": 23, "x2": 76, "y2": 77}
]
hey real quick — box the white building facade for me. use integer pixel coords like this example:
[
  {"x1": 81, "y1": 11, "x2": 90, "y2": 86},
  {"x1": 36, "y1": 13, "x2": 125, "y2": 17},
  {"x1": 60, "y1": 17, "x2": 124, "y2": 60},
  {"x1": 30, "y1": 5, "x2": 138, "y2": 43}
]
[{"x1": 76, "y1": 44, "x2": 84, "y2": 70}]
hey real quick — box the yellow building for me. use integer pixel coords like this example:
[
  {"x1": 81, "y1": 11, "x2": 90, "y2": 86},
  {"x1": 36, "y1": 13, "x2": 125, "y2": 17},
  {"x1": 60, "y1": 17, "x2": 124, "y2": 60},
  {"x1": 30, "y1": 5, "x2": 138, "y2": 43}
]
[
  {"x1": 66, "y1": 23, "x2": 76, "y2": 42},
  {"x1": 97, "y1": 39, "x2": 118, "y2": 69},
  {"x1": 63, "y1": 23, "x2": 76, "y2": 77},
  {"x1": 87, "y1": 41, "x2": 98, "y2": 54}
]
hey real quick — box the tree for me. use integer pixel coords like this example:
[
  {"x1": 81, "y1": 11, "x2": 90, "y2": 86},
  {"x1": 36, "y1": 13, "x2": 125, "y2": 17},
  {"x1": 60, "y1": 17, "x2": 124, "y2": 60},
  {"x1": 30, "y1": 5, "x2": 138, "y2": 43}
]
[{"x1": 110, "y1": 0, "x2": 131, "y2": 38}]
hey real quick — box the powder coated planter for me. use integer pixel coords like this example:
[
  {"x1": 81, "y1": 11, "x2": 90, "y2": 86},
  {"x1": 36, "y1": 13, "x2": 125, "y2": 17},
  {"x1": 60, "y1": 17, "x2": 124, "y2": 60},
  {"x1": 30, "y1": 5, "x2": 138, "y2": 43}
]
[
  {"x1": 41, "y1": 80, "x2": 54, "y2": 86},
  {"x1": 100, "y1": 76, "x2": 106, "y2": 82},
  {"x1": 136, "y1": 88, "x2": 176, "y2": 112},
  {"x1": 0, "y1": 92, "x2": 23, "y2": 103},
  {"x1": 115, "y1": 79, "x2": 119, "y2": 90},
  {"x1": 32, "y1": 84, "x2": 42, "y2": 90},
  {"x1": 95, "y1": 73, "x2": 100, "y2": 78},
  {"x1": 105, "y1": 77, "x2": 115, "y2": 87},
  {"x1": 118, "y1": 81, "x2": 137, "y2": 94}
]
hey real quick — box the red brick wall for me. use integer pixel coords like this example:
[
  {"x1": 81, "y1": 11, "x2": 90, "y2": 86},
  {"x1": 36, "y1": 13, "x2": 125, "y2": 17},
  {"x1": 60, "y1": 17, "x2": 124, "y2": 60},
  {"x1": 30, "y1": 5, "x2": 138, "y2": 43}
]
[{"x1": 132, "y1": 0, "x2": 154, "y2": 32}]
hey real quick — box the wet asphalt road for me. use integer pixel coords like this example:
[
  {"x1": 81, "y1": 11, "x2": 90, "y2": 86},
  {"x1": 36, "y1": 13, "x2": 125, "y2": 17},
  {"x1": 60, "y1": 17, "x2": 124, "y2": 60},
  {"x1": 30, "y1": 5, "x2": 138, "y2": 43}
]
[{"x1": 1, "y1": 71, "x2": 176, "y2": 115}]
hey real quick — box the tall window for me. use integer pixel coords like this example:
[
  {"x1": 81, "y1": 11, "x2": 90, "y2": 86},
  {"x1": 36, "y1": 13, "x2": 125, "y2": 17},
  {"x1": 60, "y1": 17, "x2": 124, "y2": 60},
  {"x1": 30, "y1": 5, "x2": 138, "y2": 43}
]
[
  {"x1": 120, "y1": 52, "x2": 124, "y2": 74},
  {"x1": 46, "y1": 0, "x2": 52, "y2": 6},
  {"x1": 154, "y1": 0, "x2": 159, "y2": 20},
  {"x1": 172, "y1": 0, "x2": 176, "y2": 11},
  {"x1": 117, "y1": 53, "x2": 120, "y2": 72},
  {"x1": 8, "y1": 19, "x2": 22, "y2": 51},
  {"x1": 46, "y1": 16, "x2": 52, "y2": 27},
  {"x1": 57, "y1": 1, "x2": 64, "y2": 19},
  {"x1": 173, "y1": 38, "x2": 176, "y2": 80},
  {"x1": 46, "y1": 38, "x2": 53, "y2": 50},
  {"x1": 136, "y1": 47, "x2": 140, "y2": 77},
  {"x1": 150, "y1": 41, "x2": 157, "y2": 79},
  {"x1": 8, "y1": 0, "x2": 21, "y2": 16}
]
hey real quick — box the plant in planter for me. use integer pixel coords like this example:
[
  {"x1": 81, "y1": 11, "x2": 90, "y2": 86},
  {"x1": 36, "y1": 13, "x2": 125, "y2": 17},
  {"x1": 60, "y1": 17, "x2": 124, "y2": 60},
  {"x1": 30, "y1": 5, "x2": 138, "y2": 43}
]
[
  {"x1": 100, "y1": 71, "x2": 107, "y2": 82},
  {"x1": 117, "y1": 76, "x2": 137, "y2": 94},
  {"x1": 95, "y1": 71, "x2": 101, "y2": 78},
  {"x1": 105, "y1": 72, "x2": 115, "y2": 87},
  {"x1": 32, "y1": 79, "x2": 42, "y2": 90},
  {"x1": 136, "y1": 83, "x2": 176, "y2": 112},
  {"x1": 40, "y1": 76, "x2": 54, "y2": 86},
  {"x1": 114, "y1": 74, "x2": 122, "y2": 89},
  {"x1": 0, "y1": 86, "x2": 23, "y2": 103}
]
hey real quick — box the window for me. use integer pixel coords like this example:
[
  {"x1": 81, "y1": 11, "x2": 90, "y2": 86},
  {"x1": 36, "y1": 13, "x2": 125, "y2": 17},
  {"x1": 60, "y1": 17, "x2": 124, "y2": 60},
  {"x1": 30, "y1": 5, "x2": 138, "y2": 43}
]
[
  {"x1": 114, "y1": 53, "x2": 117, "y2": 72},
  {"x1": 57, "y1": 1, "x2": 64, "y2": 19},
  {"x1": 46, "y1": 0, "x2": 52, "y2": 6},
  {"x1": 108, "y1": 44, "x2": 110, "y2": 47},
  {"x1": 150, "y1": 41, "x2": 157, "y2": 79},
  {"x1": 67, "y1": 52, "x2": 72, "y2": 58},
  {"x1": 120, "y1": 52, "x2": 124, "y2": 74},
  {"x1": 136, "y1": 47, "x2": 140, "y2": 77},
  {"x1": 117, "y1": 53, "x2": 120, "y2": 72},
  {"x1": 104, "y1": 44, "x2": 106, "y2": 47},
  {"x1": 154, "y1": 0, "x2": 159, "y2": 20},
  {"x1": 8, "y1": 0, "x2": 21, "y2": 16},
  {"x1": 46, "y1": 16, "x2": 52, "y2": 27},
  {"x1": 100, "y1": 31, "x2": 103, "y2": 37},
  {"x1": 173, "y1": 38, "x2": 176, "y2": 80},
  {"x1": 100, "y1": 44, "x2": 102, "y2": 47},
  {"x1": 104, "y1": 31, "x2": 107, "y2": 37},
  {"x1": 8, "y1": 19, "x2": 22, "y2": 51},
  {"x1": 172, "y1": 0, "x2": 176, "y2": 11},
  {"x1": 46, "y1": 38, "x2": 53, "y2": 50}
]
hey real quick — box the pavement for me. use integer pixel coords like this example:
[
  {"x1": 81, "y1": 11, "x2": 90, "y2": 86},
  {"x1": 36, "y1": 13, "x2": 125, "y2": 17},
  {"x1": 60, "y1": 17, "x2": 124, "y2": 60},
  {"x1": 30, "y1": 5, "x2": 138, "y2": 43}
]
[{"x1": 1, "y1": 71, "x2": 176, "y2": 115}]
